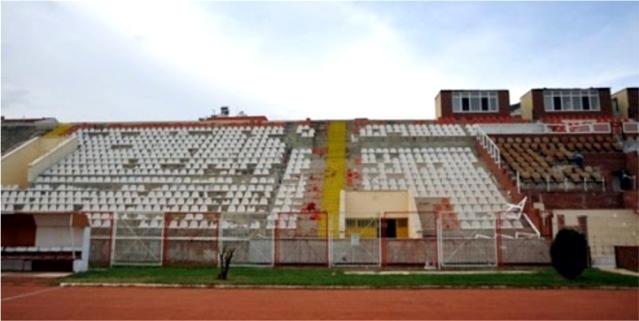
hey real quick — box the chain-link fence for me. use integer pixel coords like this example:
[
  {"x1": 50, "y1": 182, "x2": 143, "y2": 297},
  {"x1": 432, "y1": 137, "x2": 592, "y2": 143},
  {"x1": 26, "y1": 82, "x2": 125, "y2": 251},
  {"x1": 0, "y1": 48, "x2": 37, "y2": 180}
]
[{"x1": 88, "y1": 210, "x2": 548, "y2": 268}]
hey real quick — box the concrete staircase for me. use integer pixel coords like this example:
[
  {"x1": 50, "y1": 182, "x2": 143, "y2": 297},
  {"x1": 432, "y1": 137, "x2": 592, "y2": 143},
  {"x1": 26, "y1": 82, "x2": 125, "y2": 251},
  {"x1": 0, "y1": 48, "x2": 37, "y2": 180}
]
[{"x1": 320, "y1": 121, "x2": 347, "y2": 237}]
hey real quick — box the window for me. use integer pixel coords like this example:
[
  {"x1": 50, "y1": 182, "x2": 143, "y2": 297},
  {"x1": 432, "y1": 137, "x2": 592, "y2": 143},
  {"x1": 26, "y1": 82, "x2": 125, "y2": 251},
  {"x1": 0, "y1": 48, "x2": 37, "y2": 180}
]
[
  {"x1": 470, "y1": 97, "x2": 480, "y2": 111},
  {"x1": 346, "y1": 218, "x2": 378, "y2": 238},
  {"x1": 553, "y1": 97, "x2": 562, "y2": 110},
  {"x1": 543, "y1": 89, "x2": 601, "y2": 112},
  {"x1": 452, "y1": 91, "x2": 499, "y2": 113},
  {"x1": 591, "y1": 95, "x2": 600, "y2": 110},
  {"x1": 452, "y1": 96, "x2": 461, "y2": 112},
  {"x1": 481, "y1": 97, "x2": 489, "y2": 111},
  {"x1": 582, "y1": 96, "x2": 590, "y2": 110},
  {"x1": 544, "y1": 95, "x2": 553, "y2": 111}
]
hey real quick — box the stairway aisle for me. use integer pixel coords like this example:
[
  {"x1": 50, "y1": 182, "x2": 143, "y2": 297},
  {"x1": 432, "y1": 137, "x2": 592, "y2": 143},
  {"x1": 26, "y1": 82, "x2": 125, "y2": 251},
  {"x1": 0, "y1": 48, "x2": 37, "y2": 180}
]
[{"x1": 320, "y1": 121, "x2": 347, "y2": 237}]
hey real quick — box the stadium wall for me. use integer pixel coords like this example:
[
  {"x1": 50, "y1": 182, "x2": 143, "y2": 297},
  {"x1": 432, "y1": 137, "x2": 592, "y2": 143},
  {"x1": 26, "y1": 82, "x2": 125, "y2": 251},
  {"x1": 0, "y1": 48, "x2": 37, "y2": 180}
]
[
  {"x1": 1, "y1": 136, "x2": 71, "y2": 188},
  {"x1": 532, "y1": 191, "x2": 624, "y2": 209},
  {"x1": 27, "y1": 136, "x2": 78, "y2": 183},
  {"x1": 615, "y1": 246, "x2": 639, "y2": 271},
  {"x1": 552, "y1": 209, "x2": 638, "y2": 267}
]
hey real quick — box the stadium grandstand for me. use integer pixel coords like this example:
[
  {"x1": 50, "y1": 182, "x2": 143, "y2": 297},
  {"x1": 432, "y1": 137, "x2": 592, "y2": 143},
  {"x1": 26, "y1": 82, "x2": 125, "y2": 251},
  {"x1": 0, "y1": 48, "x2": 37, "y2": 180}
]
[{"x1": 1, "y1": 87, "x2": 637, "y2": 272}]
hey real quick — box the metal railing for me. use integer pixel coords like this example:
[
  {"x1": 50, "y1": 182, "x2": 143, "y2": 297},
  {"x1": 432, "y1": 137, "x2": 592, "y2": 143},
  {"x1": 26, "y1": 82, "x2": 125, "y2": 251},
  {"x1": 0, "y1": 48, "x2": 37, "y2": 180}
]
[
  {"x1": 543, "y1": 122, "x2": 611, "y2": 134},
  {"x1": 473, "y1": 125, "x2": 501, "y2": 168}
]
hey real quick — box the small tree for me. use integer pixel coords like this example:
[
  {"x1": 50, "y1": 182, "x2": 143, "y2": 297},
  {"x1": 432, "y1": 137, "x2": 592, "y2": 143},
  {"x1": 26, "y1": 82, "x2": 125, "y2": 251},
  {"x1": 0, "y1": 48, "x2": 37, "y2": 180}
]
[
  {"x1": 217, "y1": 247, "x2": 235, "y2": 280},
  {"x1": 550, "y1": 228, "x2": 589, "y2": 279}
]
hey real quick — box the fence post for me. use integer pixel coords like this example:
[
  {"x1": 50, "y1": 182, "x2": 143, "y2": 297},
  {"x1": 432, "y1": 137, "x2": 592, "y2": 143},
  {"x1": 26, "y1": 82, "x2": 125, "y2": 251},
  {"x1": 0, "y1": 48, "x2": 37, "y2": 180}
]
[
  {"x1": 69, "y1": 214, "x2": 76, "y2": 260},
  {"x1": 495, "y1": 213, "x2": 502, "y2": 267},
  {"x1": 109, "y1": 212, "x2": 116, "y2": 267},
  {"x1": 273, "y1": 216, "x2": 279, "y2": 267},
  {"x1": 546, "y1": 174, "x2": 550, "y2": 192},
  {"x1": 326, "y1": 211, "x2": 331, "y2": 268},
  {"x1": 436, "y1": 214, "x2": 443, "y2": 270},
  {"x1": 584, "y1": 177, "x2": 588, "y2": 192},
  {"x1": 378, "y1": 213, "x2": 383, "y2": 268},
  {"x1": 214, "y1": 213, "x2": 220, "y2": 267},
  {"x1": 433, "y1": 211, "x2": 439, "y2": 270},
  {"x1": 162, "y1": 213, "x2": 169, "y2": 266},
  {"x1": 217, "y1": 214, "x2": 223, "y2": 268},
  {"x1": 270, "y1": 217, "x2": 276, "y2": 268}
]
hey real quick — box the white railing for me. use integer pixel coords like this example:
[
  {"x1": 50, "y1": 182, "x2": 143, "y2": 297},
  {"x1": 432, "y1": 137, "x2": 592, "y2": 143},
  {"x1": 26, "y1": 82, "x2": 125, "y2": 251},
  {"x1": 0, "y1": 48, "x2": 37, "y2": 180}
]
[
  {"x1": 543, "y1": 122, "x2": 611, "y2": 134},
  {"x1": 477, "y1": 122, "x2": 613, "y2": 135},
  {"x1": 474, "y1": 125, "x2": 501, "y2": 168},
  {"x1": 622, "y1": 121, "x2": 639, "y2": 134}
]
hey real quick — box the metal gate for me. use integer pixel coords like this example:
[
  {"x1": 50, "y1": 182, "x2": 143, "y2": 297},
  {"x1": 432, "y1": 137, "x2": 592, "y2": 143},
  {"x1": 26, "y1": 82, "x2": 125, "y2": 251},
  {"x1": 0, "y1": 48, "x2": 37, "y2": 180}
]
[
  {"x1": 380, "y1": 211, "x2": 438, "y2": 267},
  {"x1": 437, "y1": 210, "x2": 498, "y2": 267},
  {"x1": 219, "y1": 212, "x2": 272, "y2": 266},
  {"x1": 111, "y1": 212, "x2": 164, "y2": 266},
  {"x1": 333, "y1": 217, "x2": 380, "y2": 266}
]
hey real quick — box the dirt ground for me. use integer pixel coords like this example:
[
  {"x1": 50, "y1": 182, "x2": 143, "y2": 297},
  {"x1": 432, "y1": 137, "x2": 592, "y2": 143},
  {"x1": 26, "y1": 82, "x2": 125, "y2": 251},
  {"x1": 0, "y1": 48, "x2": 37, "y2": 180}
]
[{"x1": 2, "y1": 277, "x2": 638, "y2": 320}]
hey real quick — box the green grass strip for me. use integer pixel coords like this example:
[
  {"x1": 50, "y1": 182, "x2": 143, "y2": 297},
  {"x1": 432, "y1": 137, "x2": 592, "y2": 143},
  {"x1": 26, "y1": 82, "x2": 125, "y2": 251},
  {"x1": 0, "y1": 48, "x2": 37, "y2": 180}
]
[{"x1": 64, "y1": 266, "x2": 639, "y2": 288}]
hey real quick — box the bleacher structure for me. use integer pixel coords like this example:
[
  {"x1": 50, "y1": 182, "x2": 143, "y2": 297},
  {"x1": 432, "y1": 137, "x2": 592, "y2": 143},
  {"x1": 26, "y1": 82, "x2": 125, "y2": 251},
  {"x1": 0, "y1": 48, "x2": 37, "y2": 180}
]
[{"x1": 2, "y1": 87, "x2": 638, "y2": 271}]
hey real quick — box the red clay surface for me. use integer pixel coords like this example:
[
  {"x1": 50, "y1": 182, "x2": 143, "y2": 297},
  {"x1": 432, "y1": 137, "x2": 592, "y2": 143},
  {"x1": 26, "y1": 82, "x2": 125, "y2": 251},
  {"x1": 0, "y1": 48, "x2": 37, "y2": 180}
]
[{"x1": 2, "y1": 278, "x2": 638, "y2": 320}]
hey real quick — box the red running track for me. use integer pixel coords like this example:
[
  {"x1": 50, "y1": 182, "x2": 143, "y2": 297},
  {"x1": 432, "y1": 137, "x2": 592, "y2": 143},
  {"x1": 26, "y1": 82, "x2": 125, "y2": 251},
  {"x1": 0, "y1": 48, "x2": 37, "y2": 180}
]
[{"x1": 2, "y1": 281, "x2": 638, "y2": 320}]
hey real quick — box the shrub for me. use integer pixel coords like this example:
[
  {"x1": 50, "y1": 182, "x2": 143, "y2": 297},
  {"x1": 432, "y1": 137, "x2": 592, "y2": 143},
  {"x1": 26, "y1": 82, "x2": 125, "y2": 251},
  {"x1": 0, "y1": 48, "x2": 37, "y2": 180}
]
[{"x1": 550, "y1": 228, "x2": 589, "y2": 279}]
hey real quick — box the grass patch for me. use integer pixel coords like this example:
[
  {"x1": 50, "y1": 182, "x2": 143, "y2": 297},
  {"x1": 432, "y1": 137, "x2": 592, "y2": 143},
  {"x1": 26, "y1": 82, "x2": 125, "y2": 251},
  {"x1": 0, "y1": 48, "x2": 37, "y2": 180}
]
[{"x1": 64, "y1": 266, "x2": 639, "y2": 288}]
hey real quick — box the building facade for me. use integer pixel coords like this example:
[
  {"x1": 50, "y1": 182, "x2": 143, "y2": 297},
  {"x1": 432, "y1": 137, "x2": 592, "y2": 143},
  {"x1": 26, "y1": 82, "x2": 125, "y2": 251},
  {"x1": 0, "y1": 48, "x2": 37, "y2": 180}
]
[
  {"x1": 520, "y1": 88, "x2": 612, "y2": 121},
  {"x1": 611, "y1": 87, "x2": 639, "y2": 121},
  {"x1": 435, "y1": 90, "x2": 510, "y2": 119}
]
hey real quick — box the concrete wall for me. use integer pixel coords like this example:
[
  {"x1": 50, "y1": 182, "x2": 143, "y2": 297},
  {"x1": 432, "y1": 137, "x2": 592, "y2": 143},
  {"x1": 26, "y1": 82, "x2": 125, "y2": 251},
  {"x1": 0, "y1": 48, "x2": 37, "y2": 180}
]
[
  {"x1": 520, "y1": 90, "x2": 534, "y2": 121},
  {"x1": 27, "y1": 136, "x2": 78, "y2": 183},
  {"x1": 612, "y1": 88, "x2": 639, "y2": 120},
  {"x1": 552, "y1": 209, "x2": 639, "y2": 267},
  {"x1": 344, "y1": 191, "x2": 411, "y2": 216},
  {"x1": 435, "y1": 93, "x2": 442, "y2": 119},
  {"x1": 33, "y1": 214, "x2": 85, "y2": 248},
  {"x1": 613, "y1": 89, "x2": 630, "y2": 119},
  {"x1": 1, "y1": 136, "x2": 72, "y2": 188},
  {"x1": 533, "y1": 191, "x2": 625, "y2": 209}
]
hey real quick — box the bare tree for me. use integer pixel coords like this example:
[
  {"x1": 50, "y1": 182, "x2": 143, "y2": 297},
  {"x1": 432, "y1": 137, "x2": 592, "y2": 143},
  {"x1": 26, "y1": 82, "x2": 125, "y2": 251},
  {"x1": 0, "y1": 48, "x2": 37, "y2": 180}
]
[{"x1": 217, "y1": 247, "x2": 235, "y2": 280}]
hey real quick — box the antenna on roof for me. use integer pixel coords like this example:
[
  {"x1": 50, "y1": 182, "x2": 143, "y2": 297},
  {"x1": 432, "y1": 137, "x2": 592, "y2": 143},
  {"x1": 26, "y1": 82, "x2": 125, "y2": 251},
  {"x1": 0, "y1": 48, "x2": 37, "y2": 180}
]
[{"x1": 220, "y1": 106, "x2": 230, "y2": 117}]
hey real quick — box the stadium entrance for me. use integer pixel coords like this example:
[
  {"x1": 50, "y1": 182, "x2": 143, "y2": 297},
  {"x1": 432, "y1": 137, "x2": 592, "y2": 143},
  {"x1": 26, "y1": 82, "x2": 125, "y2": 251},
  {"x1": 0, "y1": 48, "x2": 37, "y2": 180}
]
[{"x1": 380, "y1": 218, "x2": 408, "y2": 238}]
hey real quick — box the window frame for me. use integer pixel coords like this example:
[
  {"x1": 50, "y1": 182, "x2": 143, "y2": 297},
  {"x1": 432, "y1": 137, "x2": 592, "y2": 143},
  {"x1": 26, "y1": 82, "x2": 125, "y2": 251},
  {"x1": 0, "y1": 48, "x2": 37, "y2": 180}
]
[
  {"x1": 543, "y1": 89, "x2": 602, "y2": 112},
  {"x1": 452, "y1": 91, "x2": 499, "y2": 114}
]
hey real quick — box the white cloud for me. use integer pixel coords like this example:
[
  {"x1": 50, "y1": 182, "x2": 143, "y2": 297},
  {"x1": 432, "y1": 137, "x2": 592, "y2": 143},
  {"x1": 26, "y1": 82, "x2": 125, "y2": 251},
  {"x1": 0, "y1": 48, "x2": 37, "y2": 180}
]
[
  {"x1": 73, "y1": 1, "x2": 449, "y2": 120},
  {"x1": 3, "y1": 2, "x2": 638, "y2": 121}
]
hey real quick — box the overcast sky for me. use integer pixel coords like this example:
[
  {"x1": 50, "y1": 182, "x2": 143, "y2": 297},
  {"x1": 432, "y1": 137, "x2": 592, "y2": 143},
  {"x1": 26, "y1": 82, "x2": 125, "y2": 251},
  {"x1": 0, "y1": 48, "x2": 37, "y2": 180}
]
[{"x1": 2, "y1": 1, "x2": 638, "y2": 122}]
